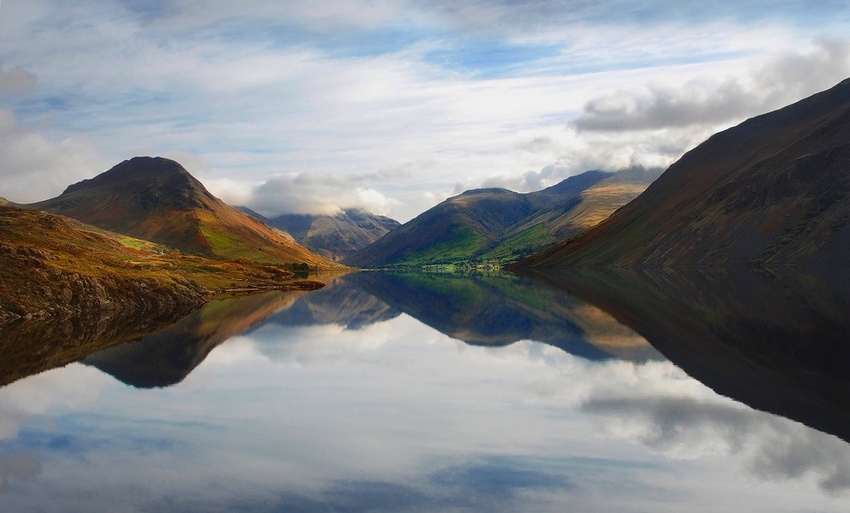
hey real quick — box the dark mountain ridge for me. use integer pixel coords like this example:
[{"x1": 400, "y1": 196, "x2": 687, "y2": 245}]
[{"x1": 515, "y1": 78, "x2": 850, "y2": 269}]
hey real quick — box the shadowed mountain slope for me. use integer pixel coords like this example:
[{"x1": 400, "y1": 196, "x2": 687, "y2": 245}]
[
  {"x1": 243, "y1": 208, "x2": 400, "y2": 261},
  {"x1": 515, "y1": 78, "x2": 850, "y2": 269},
  {"x1": 30, "y1": 157, "x2": 339, "y2": 269},
  {"x1": 346, "y1": 168, "x2": 657, "y2": 267}
]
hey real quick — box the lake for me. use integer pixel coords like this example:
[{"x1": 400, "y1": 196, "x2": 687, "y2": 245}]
[{"x1": 0, "y1": 270, "x2": 848, "y2": 512}]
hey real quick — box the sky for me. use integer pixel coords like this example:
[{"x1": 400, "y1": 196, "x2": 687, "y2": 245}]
[{"x1": 1, "y1": 1, "x2": 850, "y2": 222}]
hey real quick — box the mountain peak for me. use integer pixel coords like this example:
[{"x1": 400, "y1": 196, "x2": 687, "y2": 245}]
[
  {"x1": 29, "y1": 157, "x2": 339, "y2": 268},
  {"x1": 63, "y1": 156, "x2": 211, "y2": 210}
]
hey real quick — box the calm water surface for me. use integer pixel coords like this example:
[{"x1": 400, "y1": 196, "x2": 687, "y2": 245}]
[{"x1": 0, "y1": 272, "x2": 848, "y2": 512}]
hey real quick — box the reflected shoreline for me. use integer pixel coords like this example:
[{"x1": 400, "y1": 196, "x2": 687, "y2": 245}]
[{"x1": 4, "y1": 265, "x2": 850, "y2": 448}]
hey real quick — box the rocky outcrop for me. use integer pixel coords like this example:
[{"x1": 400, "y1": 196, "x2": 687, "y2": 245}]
[{"x1": 0, "y1": 242, "x2": 204, "y2": 325}]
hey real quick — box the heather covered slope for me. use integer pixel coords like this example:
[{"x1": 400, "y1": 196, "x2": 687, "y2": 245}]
[
  {"x1": 346, "y1": 169, "x2": 656, "y2": 267},
  {"x1": 0, "y1": 205, "x2": 322, "y2": 325},
  {"x1": 246, "y1": 208, "x2": 400, "y2": 261},
  {"x1": 30, "y1": 157, "x2": 339, "y2": 269},
  {"x1": 515, "y1": 78, "x2": 850, "y2": 269}
]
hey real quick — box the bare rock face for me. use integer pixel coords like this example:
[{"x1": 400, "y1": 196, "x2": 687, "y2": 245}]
[{"x1": 252, "y1": 208, "x2": 402, "y2": 262}]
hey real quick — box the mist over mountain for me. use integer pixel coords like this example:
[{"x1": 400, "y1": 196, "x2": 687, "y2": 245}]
[
  {"x1": 29, "y1": 157, "x2": 338, "y2": 269},
  {"x1": 346, "y1": 168, "x2": 659, "y2": 267},
  {"x1": 241, "y1": 208, "x2": 400, "y2": 261},
  {"x1": 515, "y1": 78, "x2": 850, "y2": 269}
]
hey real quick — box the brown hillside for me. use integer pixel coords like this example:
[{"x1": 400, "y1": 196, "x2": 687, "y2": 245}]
[
  {"x1": 30, "y1": 157, "x2": 340, "y2": 269},
  {"x1": 0, "y1": 205, "x2": 323, "y2": 326}
]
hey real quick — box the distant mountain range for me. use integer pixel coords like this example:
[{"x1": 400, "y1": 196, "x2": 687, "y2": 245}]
[
  {"x1": 346, "y1": 167, "x2": 660, "y2": 267},
  {"x1": 30, "y1": 156, "x2": 337, "y2": 269},
  {"x1": 515, "y1": 78, "x2": 850, "y2": 269},
  {"x1": 241, "y1": 207, "x2": 400, "y2": 261}
]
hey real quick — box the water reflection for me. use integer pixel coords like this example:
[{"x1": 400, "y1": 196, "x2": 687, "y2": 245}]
[
  {"x1": 524, "y1": 267, "x2": 850, "y2": 442},
  {"x1": 81, "y1": 290, "x2": 305, "y2": 387},
  {"x1": 345, "y1": 271, "x2": 661, "y2": 361},
  {"x1": 0, "y1": 297, "x2": 197, "y2": 387},
  {"x1": 0, "y1": 270, "x2": 847, "y2": 511}
]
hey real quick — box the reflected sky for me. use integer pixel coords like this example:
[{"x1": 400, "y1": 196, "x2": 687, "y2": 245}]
[{"x1": 0, "y1": 277, "x2": 848, "y2": 512}]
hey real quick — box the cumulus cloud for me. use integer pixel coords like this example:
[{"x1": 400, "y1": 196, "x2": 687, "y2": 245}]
[
  {"x1": 0, "y1": 110, "x2": 107, "y2": 203},
  {"x1": 476, "y1": 126, "x2": 707, "y2": 194},
  {"x1": 582, "y1": 395, "x2": 850, "y2": 494},
  {"x1": 572, "y1": 79, "x2": 755, "y2": 132},
  {"x1": 249, "y1": 170, "x2": 400, "y2": 217},
  {"x1": 572, "y1": 39, "x2": 850, "y2": 133}
]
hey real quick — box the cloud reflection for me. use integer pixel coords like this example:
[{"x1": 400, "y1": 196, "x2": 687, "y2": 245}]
[
  {"x1": 582, "y1": 389, "x2": 850, "y2": 494},
  {"x1": 0, "y1": 284, "x2": 849, "y2": 511}
]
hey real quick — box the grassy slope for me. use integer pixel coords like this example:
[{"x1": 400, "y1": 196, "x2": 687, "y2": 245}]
[
  {"x1": 346, "y1": 189, "x2": 530, "y2": 267},
  {"x1": 348, "y1": 169, "x2": 658, "y2": 268},
  {"x1": 478, "y1": 175, "x2": 655, "y2": 264}
]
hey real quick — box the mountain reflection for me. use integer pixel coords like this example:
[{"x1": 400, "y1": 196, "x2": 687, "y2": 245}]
[
  {"x1": 77, "y1": 271, "x2": 659, "y2": 388},
  {"x1": 82, "y1": 290, "x2": 307, "y2": 388},
  {"x1": 1, "y1": 271, "x2": 850, "y2": 511},
  {"x1": 523, "y1": 267, "x2": 850, "y2": 443},
  {"x1": 344, "y1": 271, "x2": 661, "y2": 362}
]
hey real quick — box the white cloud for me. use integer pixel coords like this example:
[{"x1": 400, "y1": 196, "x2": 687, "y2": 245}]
[
  {"x1": 0, "y1": 110, "x2": 107, "y2": 203},
  {"x1": 572, "y1": 39, "x2": 850, "y2": 133},
  {"x1": 250, "y1": 171, "x2": 400, "y2": 217}
]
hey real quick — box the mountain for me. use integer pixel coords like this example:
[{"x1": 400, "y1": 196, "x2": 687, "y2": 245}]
[
  {"x1": 345, "y1": 168, "x2": 658, "y2": 267},
  {"x1": 29, "y1": 156, "x2": 338, "y2": 269},
  {"x1": 242, "y1": 208, "x2": 400, "y2": 261},
  {"x1": 514, "y1": 78, "x2": 850, "y2": 269},
  {"x1": 480, "y1": 167, "x2": 662, "y2": 262}
]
